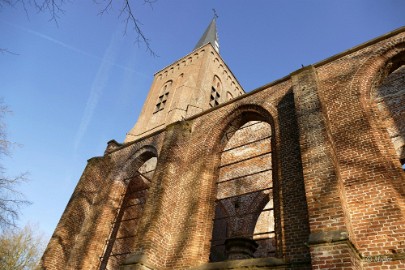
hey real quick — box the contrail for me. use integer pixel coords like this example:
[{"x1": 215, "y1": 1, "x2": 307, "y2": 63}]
[
  {"x1": 4, "y1": 21, "x2": 139, "y2": 73},
  {"x1": 73, "y1": 30, "x2": 120, "y2": 152}
]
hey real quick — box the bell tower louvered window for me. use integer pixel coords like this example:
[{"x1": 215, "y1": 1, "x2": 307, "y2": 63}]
[
  {"x1": 210, "y1": 76, "x2": 222, "y2": 107},
  {"x1": 155, "y1": 81, "x2": 172, "y2": 113}
]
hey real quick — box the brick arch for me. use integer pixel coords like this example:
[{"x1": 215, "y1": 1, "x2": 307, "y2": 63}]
[
  {"x1": 353, "y1": 41, "x2": 405, "y2": 172},
  {"x1": 114, "y1": 145, "x2": 158, "y2": 183},
  {"x1": 205, "y1": 103, "x2": 280, "y2": 261},
  {"x1": 355, "y1": 40, "x2": 405, "y2": 112},
  {"x1": 98, "y1": 145, "x2": 158, "y2": 269},
  {"x1": 346, "y1": 38, "x2": 405, "y2": 256},
  {"x1": 369, "y1": 49, "x2": 405, "y2": 165},
  {"x1": 248, "y1": 191, "x2": 272, "y2": 231},
  {"x1": 202, "y1": 104, "x2": 278, "y2": 203},
  {"x1": 213, "y1": 104, "x2": 276, "y2": 150}
]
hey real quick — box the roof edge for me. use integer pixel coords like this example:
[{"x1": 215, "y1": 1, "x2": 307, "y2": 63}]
[{"x1": 313, "y1": 26, "x2": 405, "y2": 68}]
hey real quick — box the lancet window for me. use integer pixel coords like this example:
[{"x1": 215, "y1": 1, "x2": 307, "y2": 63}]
[
  {"x1": 155, "y1": 81, "x2": 172, "y2": 113},
  {"x1": 210, "y1": 76, "x2": 222, "y2": 107},
  {"x1": 210, "y1": 120, "x2": 276, "y2": 262},
  {"x1": 99, "y1": 156, "x2": 157, "y2": 269},
  {"x1": 371, "y1": 54, "x2": 405, "y2": 170}
]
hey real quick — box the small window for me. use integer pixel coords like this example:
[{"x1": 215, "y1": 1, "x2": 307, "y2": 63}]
[
  {"x1": 210, "y1": 76, "x2": 222, "y2": 107},
  {"x1": 155, "y1": 81, "x2": 171, "y2": 113},
  {"x1": 210, "y1": 87, "x2": 220, "y2": 107}
]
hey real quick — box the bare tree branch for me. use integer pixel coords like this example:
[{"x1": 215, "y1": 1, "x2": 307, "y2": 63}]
[
  {"x1": 0, "y1": 173, "x2": 30, "y2": 231},
  {"x1": 120, "y1": 0, "x2": 155, "y2": 56},
  {"x1": 0, "y1": 100, "x2": 30, "y2": 233},
  {"x1": 33, "y1": 0, "x2": 66, "y2": 25},
  {"x1": 98, "y1": 0, "x2": 157, "y2": 56},
  {"x1": 1, "y1": 0, "x2": 157, "y2": 55},
  {"x1": 96, "y1": 0, "x2": 113, "y2": 15}
]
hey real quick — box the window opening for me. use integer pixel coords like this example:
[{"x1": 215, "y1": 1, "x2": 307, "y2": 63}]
[
  {"x1": 210, "y1": 87, "x2": 220, "y2": 107},
  {"x1": 210, "y1": 121, "x2": 276, "y2": 262},
  {"x1": 372, "y1": 63, "x2": 405, "y2": 171},
  {"x1": 99, "y1": 157, "x2": 157, "y2": 270},
  {"x1": 155, "y1": 82, "x2": 171, "y2": 113}
]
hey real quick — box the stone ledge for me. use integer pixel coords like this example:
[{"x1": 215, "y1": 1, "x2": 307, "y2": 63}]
[
  {"x1": 308, "y1": 230, "x2": 349, "y2": 245},
  {"x1": 120, "y1": 254, "x2": 156, "y2": 270},
  {"x1": 190, "y1": 257, "x2": 306, "y2": 270}
]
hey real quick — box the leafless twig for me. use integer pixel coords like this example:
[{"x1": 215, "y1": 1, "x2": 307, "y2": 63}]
[
  {"x1": 0, "y1": 100, "x2": 30, "y2": 232},
  {"x1": 33, "y1": 0, "x2": 66, "y2": 25},
  {"x1": 1, "y1": 0, "x2": 157, "y2": 55},
  {"x1": 119, "y1": 0, "x2": 156, "y2": 56}
]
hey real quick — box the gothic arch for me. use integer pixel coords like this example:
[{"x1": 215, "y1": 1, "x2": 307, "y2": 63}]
[
  {"x1": 99, "y1": 145, "x2": 158, "y2": 269},
  {"x1": 213, "y1": 104, "x2": 276, "y2": 149},
  {"x1": 210, "y1": 76, "x2": 223, "y2": 107},
  {"x1": 206, "y1": 104, "x2": 280, "y2": 261},
  {"x1": 155, "y1": 81, "x2": 172, "y2": 113},
  {"x1": 353, "y1": 40, "x2": 405, "y2": 171},
  {"x1": 114, "y1": 145, "x2": 158, "y2": 182}
]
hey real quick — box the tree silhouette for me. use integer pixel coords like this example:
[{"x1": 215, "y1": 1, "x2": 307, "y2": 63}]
[{"x1": 0, "y1": 100, "x2": 29, "y2": 232}]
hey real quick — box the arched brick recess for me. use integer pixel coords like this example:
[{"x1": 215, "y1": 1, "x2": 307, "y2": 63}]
[
  {"x1": 202, "y1": 104, "x2": 280, "y2": 259},
  {"x1": 357, "y1": 44, "x2": 405, "y2": 169},
  {"x1": 188, "y1": 98, "x2": 310, "y2": 267},
  {"x1": 342, "y1": 37, "x2": 405, "y2": 258},
  {"x1": 41, "y1": 141, "x2": 161, "y2": 270},
  {"x1": 112, "y1": 145, "x2": 159, "y2": 182},
  {"x1": 209, "y1": 119, "x2": 276, "y2": 261},
  {"x1": 353, "y1": 43, "x2": 405, "y2": 175},
  {"x1": 99, "y1": 146, "x2": 158, "y2": 269}
]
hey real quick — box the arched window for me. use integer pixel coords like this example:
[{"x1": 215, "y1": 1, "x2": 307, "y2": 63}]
[
  {"x1": 210, "y1": 76, "x2": 222, "y2": 107},
  {"x1": 155, "y1": 81, "x2": 172, "y2": 113},
  {"x1": 100, "y1": 156, "x2": 157, "y2": 269},
  {"x1": 226, "y1": 91, "x2": 234, "y2": 101},
  {"x1": 371, "y1": 54, "x2": 405, "y2": 169},
  {"x1": 210, "y1": 120, "x2": 276, "y2": 261}
]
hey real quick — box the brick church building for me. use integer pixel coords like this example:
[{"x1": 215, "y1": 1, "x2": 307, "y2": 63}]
[{"x1": 41, "y1": 19, "x2": 405, "y2": 269}]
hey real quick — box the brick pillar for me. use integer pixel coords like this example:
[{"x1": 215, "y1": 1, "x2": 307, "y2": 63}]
[
  {"x1": 41, "y1": 156, "x2": 115, "y2": 270},
  {"x1": 291, "y1": 66, "x2": 360, "y2": 269},
  {"x1": 121, "y1": 120, "x2": 215, "y2": 270}
]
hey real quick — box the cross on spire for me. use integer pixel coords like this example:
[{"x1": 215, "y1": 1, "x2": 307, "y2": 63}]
[
  {"x1": 212, "y1": 9, "x2": 219, "y2": 19},
  {"x1": 193, "y1": 14, "x2": 220, "y2": 53}
]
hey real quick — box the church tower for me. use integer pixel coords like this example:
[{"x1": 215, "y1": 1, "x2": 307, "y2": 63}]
[{"x1": 124, "y1": 18, "x2": 245, "y2": 142}]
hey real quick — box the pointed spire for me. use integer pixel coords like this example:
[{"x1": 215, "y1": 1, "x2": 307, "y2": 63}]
[{"x1": 194, "y1": 16, "x2": 219, "y2": 53}]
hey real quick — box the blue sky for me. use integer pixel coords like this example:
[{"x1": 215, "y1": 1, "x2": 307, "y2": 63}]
[{"x1": 1, "y1": 1, "x2": 404, "y2": 240}]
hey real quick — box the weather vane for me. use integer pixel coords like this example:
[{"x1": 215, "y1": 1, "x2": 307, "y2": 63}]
[{"x1": 212, "y1": 8, "x2": 219, "y2": 19}]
